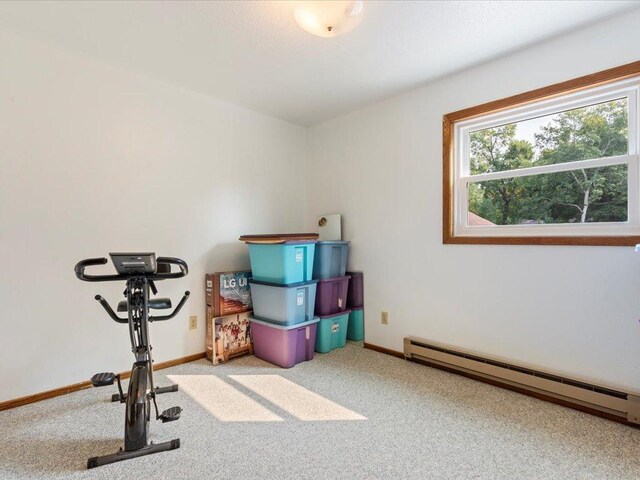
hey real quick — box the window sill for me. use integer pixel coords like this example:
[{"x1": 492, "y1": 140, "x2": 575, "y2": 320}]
[{"x1": 442, "y1": 233, "x2": 640, "y2": 246}]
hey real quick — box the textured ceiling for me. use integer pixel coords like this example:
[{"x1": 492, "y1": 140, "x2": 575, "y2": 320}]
[{"x1": 0, "y1": 1, "x2": 637, "y2": 125}]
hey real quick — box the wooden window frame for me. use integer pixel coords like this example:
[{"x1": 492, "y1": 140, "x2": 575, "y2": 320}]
[{"x1": 443, "y1": 61, "x2": 640, "y2": 246}]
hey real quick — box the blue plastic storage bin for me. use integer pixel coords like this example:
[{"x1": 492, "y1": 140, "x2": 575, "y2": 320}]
[
  {"x1": 247, "y1": 242, "x2": 316, "y2": 285},
  {"x1": 347, "y1": 308, "x2": 364, "y2": 341},
  {"x1": 313, "y1": 241, "x2": 350, "y2": 279},
  {"x1": 249, "y1": 279, "x2": 318, "y2": 326},
  {"x1": 315, "y1": 310, "x2": 350, "y2": 353}
]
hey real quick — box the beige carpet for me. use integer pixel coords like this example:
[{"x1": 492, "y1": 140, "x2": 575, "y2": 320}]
[{"x1": 2, "y1": 342, "x2": 639, "y2": 479}]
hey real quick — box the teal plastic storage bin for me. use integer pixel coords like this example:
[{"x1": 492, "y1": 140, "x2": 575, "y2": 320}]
[
  {"x1": 249, "y1": 279, "x2": 318, "y2": 326},
  {"x1": 247, "y1": 242, "x2": 316, "y2": 285},
  {"x1": 315, "y1": 310, "x2": 350, "y2": 353},
  {"x1": 347, "y1": 308, "x2": 364, "y2": 341},
  {"x1": 313, "y1": 241, "x2": 350, "y2": 279}
]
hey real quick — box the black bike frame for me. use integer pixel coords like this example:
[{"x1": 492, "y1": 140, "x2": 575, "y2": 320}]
[
  {"x1": 125, "y1": 276, "x2": 166, "y2": 422},
  {"x1": 76, "y1": 254, "x2": 189, "y2": 468}
]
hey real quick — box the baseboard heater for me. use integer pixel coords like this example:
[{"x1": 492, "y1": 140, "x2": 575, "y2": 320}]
[{"x1": 403, "y1": 336, "x2": 640, "y2": 425}]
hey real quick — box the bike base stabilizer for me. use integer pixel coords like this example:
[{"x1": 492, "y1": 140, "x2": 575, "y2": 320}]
[{"x1": 87, "y1": 438, "x2": 180, "y2": 469}]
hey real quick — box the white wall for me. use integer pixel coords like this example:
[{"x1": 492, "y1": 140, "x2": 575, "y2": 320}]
[
  {"x1": 4, "y1": 8, "x2": 640, "y2": 404},
  {"x1": 0, "y1": 30, "x2": 308, "y2": 402},
  {"x1": 307, "y1": 10, "x2": 640, "y2": 391}
]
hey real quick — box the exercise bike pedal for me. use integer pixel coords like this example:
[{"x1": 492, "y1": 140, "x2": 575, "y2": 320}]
[
  {"x1": 90, "y1": 372, "x2": 116, "y2": 387},
  {"x1": 159, "y1": 406, "x2": 182, "y2": 423},
  {"x1": 111, "y1": 393, "x2": 126, "y2": 402}
]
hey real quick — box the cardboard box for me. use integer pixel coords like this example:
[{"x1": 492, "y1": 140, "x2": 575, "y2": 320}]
[
  {"x1": 205, "y1": 271, "x2": 252, "y2": 316},
  {"x1": 206, "y1": 311, "x2": 253, "y2": 365},
  {"x1": 205, "y1": 307, "x2": 215, "y2": 361}
]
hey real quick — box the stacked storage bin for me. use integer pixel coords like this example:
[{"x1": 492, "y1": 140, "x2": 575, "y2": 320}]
[
  {"x1": 245, "y1": 240, "x2": 320, "y2": 368},
  {"x1": 346, "y1": 271, "x2": 364, "y2": 341},
  {"x1": 312, "y1": 241, "x2": 351, "y2": 353}
]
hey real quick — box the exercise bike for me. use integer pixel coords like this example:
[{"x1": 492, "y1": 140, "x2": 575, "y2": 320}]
[{"x1": 75, "y1": 253, "x2": 190, "y2": 469}]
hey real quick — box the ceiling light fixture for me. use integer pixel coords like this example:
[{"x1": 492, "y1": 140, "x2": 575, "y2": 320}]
[{"x1": 294, "y1": 1, "x2": 364, "y2": 38}]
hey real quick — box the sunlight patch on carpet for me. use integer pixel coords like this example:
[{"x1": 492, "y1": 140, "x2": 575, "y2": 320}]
[
  {"x1": 167, "y1": 375, "x2": 283, "y2": 422},
  {"x1": 229, "y1": 375, "x2": 367, "y2": 421}
]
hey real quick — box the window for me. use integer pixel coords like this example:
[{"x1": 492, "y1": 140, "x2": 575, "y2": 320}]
[{"x1": 443, "y1": 62, "x2": 640, "y2": 246}]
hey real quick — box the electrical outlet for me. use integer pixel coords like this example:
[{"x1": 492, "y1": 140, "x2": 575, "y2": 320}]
[
  {"x1": 381, "y1": 311, "x2": 389, "y2": 325},
  {"x1": 189, "y1": 315, "x2": 198, "y2": 330}
]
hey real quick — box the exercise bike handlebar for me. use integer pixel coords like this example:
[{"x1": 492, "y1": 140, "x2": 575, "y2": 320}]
[
  {"x1": 75, "y1": 257, "x2": 188, "y2": 282},
  {"x1": 156, "y1": 257, "x2": 189, "y2": 279},
  {"x1": 150, "y1": 291, "x2": 191, "y2": 322},
  {"x1": 75, "y1": 258, "x2": 119, "y2": 282},
  {"x1": 94, "y1": 295, "x2": 128, "y2": 324},
  {"x1": 76, "y1": 254, "x2": 190, "y2": 324},
  {"x1": 94, "y1": 291, "x2": 191, "y2": 324}
]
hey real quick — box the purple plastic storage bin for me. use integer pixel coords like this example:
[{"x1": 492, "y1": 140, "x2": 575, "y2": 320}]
[
  {"x1": 346, "y1": 271, "x2": 363, "y2": 308},
  {"x1": 314, "y1": 275, "x2": 350, "y2": 316},
  {"x1": 250, "y1": 317, "x2": 319, "y2": 368}
]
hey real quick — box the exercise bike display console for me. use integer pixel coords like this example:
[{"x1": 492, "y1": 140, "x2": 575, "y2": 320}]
[
  {"x1": 110, "y1": 252, "x2": 157, "y2": 275},
  {"x1": 75, "y1": 253, "x2": 190, "y2": 469}
]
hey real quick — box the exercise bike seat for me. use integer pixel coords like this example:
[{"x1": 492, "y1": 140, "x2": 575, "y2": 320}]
[{"x1": 117, "y1": 298, "x2": 172, "y2": 312}]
